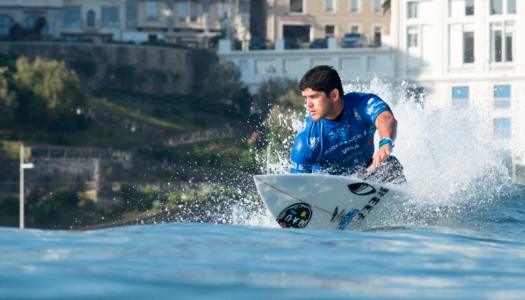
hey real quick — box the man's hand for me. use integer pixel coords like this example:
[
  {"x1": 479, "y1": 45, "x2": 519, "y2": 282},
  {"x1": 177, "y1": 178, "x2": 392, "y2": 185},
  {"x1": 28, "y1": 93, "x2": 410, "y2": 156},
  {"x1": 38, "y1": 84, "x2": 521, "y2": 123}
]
[
  {"x1": 370, "y1": 111, "x2": 397, "y2": 171},
  {"x1": 370, "y1": 144, "x2": 392, "y2": 170}
]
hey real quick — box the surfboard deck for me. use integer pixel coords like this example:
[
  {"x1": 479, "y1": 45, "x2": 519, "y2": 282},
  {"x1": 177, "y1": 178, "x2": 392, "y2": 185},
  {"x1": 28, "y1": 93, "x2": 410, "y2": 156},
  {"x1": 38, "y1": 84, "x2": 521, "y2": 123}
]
[{"x1": 254, "y1": 174, "x2": 408, "y2": 230}]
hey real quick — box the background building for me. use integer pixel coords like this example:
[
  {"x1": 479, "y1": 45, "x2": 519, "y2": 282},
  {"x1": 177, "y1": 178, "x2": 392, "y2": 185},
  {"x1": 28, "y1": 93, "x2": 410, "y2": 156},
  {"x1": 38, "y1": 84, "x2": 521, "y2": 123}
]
[
  {"x1": 61, "y1": 0, "x2": 127, "y2": 43},
  {"x1": 0, "y1": 0, "x2": 63, "y2": 38},
  {"x1": 390, "y1": 0, "x2": 524, "y2": 160},
  {"x1": 266, "y1": 0, "x2": 390, "y2": 45},
  {"x1": 131, "y1": 0, "x2": 250, "y2": 48}
]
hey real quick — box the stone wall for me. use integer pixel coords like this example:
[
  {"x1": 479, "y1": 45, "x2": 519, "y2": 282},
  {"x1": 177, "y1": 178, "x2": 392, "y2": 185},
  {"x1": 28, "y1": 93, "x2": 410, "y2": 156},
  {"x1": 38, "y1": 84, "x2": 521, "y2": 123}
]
[{"x1": 0, "y1": 42, "x2": 194, "y2": 95}]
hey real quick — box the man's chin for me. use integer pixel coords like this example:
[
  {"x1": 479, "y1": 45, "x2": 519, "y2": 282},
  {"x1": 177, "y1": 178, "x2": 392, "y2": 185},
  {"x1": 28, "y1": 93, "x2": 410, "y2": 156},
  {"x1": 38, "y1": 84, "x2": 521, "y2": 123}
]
[{"x1": 310, "y1": 114, "x2": 322, "y2": 121}]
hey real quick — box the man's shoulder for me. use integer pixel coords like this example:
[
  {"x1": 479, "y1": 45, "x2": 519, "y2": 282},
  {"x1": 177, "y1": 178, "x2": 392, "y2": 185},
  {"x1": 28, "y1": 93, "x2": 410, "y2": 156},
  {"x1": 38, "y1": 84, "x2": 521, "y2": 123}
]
[
  {"x1": 344, "y1": 92, "x2": 381, "y2": 102},
  {"x1": 297, "y1": 115, "x2": 316, "y2": 135}
]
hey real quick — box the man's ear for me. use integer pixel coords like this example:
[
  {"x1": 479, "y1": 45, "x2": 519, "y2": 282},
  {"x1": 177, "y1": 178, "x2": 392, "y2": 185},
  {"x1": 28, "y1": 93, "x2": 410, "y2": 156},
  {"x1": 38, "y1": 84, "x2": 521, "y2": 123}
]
[{"x1": 330, "y1": 89, "x2": 339, "y2": 101}]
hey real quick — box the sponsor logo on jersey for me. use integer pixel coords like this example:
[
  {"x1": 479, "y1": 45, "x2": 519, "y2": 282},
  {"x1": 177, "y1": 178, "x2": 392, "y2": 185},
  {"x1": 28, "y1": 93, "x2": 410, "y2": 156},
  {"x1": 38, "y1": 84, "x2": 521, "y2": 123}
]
[
  {"x1": 309, "y1": 137, "x2": 319, "y2": 150},
  {"x1": 298, "y1": 121, "x2": 307, "y2": 133},
  {"x1": 338, "y1": 209, "x2": 360, "y2": 230},
  {"x1": 348, "y1": 183, "x2": 376, "y2": 195},
  {"x1": 276, "y1": 203, "x2": 312, "y2": 228},
  {"x1": 353, "y1": 108, "x2": 361, "y2": 121}
]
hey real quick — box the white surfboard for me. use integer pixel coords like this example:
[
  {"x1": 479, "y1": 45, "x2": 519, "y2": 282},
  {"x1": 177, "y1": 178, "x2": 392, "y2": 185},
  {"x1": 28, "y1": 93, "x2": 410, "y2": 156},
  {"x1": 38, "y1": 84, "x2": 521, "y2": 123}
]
[{"x1": 254, "y1": 174, "x2": 409, "y2": 230}]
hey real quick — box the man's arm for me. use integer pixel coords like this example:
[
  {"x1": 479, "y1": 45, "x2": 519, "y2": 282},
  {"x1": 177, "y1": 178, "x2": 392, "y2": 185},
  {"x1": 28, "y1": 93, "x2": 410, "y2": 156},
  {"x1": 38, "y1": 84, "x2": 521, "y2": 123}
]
[
  {"x1": 371, "y1": 111, "x2": 397, "y2": 168},
  {"x1": 290, "y1": 132, "x2": 314, "y2": 173}
]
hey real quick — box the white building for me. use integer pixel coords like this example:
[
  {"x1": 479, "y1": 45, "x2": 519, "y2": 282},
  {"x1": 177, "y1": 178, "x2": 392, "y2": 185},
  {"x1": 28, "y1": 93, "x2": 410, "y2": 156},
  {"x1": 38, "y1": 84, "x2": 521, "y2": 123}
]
[
  {"x1": 218, "y1": 37, "x2": 395, "y2": 93},
  {"x1": 390, "y1": 0, "x2": 524, "y2": 160}
]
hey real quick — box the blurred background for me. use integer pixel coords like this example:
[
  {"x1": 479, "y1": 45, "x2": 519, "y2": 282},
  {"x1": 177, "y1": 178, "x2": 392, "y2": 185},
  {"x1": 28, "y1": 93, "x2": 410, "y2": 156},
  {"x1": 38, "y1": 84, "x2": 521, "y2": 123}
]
[{"x1": 0, "y1": 0, "x2": 523, "y2": 230}]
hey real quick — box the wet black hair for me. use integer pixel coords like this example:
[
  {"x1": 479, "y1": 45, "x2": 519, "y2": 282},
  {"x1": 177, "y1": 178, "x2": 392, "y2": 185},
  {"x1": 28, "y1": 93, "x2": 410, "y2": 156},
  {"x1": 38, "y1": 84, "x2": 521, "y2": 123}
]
[{"x1": 299, "y1": 65, "x2": 344, "y2": 98}]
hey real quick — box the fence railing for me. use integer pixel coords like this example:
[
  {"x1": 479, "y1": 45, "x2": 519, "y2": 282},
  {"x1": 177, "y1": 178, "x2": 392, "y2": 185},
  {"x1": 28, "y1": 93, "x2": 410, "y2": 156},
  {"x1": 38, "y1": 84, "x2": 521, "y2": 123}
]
[
  {"x1": 30, "y1": 146, "x2": 132, "y2": 162},
  {"x1": 166, "y1": 127, "x2": 254, "y2": 147}
]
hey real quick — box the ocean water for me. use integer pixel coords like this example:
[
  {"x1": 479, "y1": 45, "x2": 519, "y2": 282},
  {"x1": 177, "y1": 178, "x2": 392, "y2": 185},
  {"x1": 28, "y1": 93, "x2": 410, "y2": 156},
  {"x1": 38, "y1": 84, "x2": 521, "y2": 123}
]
[
  {"x1": 1, "y1": 202, "x2": 525, "y2": 300},
  {"x1": 2, "y1": 79, "x2": 525, "y2": 299}
]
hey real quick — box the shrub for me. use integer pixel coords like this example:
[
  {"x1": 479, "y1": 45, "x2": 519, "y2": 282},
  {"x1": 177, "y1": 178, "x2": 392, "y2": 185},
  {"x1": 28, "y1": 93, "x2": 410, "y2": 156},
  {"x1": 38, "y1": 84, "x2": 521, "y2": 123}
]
[
  {"x1": 170, "y1": 106, "x2": 183, "y2": 116},
  {"x1": 153, "y1": 106, "x2": 168, "y2": 118},
  {"x1": 0, "y1": 195, "x2": 19, "y2": 216},
  {"x1": 115, "y1": 64, "x2": 136, "y2": 88},
  {"x1": 28, "y1": 199, "x2": 61, "y2": 226},
  {"x1": 73, "y1": 59, "x2": 98, "y2": 79},
  {"x1": 52, "y1": 187, "x2": 79, "y2": 207}
]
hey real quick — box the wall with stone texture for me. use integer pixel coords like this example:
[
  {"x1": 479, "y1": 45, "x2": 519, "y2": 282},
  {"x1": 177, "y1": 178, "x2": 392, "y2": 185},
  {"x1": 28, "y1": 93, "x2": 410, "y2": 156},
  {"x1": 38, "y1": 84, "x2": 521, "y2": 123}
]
[{"x1": 0, "y1": 42, "x2": 194, "y2": 95}]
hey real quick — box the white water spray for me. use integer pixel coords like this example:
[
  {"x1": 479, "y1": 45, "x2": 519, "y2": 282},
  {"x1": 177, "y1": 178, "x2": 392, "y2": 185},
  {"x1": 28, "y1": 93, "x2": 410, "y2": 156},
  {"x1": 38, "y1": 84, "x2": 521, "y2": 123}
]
[{"x1": 246, "y1": 78, "x2": 513, "y2": 228}]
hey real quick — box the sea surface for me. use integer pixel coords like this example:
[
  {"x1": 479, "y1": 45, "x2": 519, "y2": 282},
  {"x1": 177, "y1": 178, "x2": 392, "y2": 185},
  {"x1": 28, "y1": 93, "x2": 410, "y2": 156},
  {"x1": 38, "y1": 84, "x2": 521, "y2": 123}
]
[{"x1": 1, "y1": 182, "x2": 525, "y2": 300}]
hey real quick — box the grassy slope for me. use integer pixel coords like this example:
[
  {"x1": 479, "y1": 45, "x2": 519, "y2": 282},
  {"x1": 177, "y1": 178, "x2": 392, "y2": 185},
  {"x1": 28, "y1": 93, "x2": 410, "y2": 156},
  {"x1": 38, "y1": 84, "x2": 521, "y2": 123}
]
[{"x1": 90, "y1": 97, "x2": 201, "y2": 132}]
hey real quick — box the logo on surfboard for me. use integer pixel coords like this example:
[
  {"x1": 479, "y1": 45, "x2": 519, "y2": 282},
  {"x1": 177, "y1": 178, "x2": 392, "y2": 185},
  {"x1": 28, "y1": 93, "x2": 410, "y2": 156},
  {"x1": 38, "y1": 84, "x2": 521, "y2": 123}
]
[
  {"x1": 276, "y1": 203, "x2": 312, "y2": 228},
  {"x1": 338, "y1": 209, "x2": 360, "y2": 230},
  {"x1": 348, "y1": 183, "x2": 376, "y2": 195}
]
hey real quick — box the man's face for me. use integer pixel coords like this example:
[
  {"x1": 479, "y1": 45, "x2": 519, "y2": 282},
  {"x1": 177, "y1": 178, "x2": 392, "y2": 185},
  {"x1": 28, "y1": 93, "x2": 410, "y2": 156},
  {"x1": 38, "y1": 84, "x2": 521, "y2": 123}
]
[{"x1": 302, "y1": 88, "x2": 336, "y2": 121}]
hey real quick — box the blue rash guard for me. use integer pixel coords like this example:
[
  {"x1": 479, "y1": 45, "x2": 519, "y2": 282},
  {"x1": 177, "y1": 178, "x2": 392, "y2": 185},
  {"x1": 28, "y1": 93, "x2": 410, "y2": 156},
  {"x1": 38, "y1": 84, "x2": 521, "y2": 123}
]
[{"x1": 290, "y1": 92, "x2": 392, "y2": 175}]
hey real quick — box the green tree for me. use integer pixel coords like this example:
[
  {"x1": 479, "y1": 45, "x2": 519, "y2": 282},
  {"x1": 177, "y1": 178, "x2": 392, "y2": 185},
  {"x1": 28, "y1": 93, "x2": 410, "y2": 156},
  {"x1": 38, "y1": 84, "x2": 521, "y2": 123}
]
[
  {"x1": 252, "y1": 77, "x2": 299, "y2": 111},
  {"x1": 0, "y1": 73, "x2": 17, "y2": 127},
  {"x1": 14, "y1": 56, "x2": 87, "y2": 123},
  {"x1": 200, "y1": 61, "x2": 248, "y2": 117}
]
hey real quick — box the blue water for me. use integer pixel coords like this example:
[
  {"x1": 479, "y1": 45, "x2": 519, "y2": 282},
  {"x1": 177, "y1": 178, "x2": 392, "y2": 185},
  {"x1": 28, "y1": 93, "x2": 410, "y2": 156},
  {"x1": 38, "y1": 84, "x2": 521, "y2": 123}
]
[{"x1": 2, "y1": 184, "x2": 525, "y2": 300}]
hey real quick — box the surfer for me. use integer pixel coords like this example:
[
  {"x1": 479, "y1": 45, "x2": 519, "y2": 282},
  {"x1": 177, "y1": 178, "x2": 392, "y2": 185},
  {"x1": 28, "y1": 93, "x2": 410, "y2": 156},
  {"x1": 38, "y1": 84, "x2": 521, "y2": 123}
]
[{"x1": 290, "y1": 66, "x2": 406, "y2": 184}]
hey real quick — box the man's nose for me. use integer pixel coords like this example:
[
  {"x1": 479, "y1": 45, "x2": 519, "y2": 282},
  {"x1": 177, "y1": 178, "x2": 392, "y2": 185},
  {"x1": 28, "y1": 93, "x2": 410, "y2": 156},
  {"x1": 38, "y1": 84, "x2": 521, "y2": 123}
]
[{"x1": 306, "y1": 98, "x2": 313, "y2": 108}]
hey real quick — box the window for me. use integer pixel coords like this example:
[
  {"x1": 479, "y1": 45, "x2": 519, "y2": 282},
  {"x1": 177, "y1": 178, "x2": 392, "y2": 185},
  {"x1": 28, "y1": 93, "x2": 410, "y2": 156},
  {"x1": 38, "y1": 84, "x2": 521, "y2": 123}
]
[
  {"x1": 326, "y1": 0, "x2": 334, "y2": 12},
  {"x1": 341, "y1": 57, "x2": 360, "y2": 72},
  {"x1": 408, "y1": 31, "x2": 418, "y2": 47},
  {"x1": 311, "y1": 58, "x2": 331, "y2": 68},
  {"x1": 255, "y1": 60, "x2": 276, "y2": 74},
  {"x1": 179, "y1": 2, "x2": 187, "y2": 22},
  {"x1": 146, "y1": 1, "x2": 158, "y2": 21},
  {"x1": 505, "y1": 22, "x2": 513, "y2": 62},
  {"x1": 203, "y1": 2, "x2": 210, "y2": 13},
  {"x1": 351, "y1": 0, "x2": 359, "y2": 12},
  {"x1": 290, "y1": 0, "x2": 303, "y2": 13},
  {"x1": 374, "y1": 0, "x2": 382, "y2": 13},
  {"x1": 63, "y1": 6, "x2": 81, "y2": 28},
  {"x1": 491, "y1": 23, "x2": 513, "y2": 63},
  {"x1": 464, "y1": 32, "x2": 474, "y2": 63},
  {"x1": 374, "y1": 27, "x2": 382, "y2": 47},
  {"x1": 239, "y1": 60, "x2": 248, "y2": 72},
  {"x1": 87, "y1": 11, "x2": 95, "y2": 28},
  {"x1": 494, "y1": 118, "x2": 511, "y2": 139},
  {"x1": 284, "y1": 59, "x2": 302, "y2": 74},
  {"x1": 25, "y1": 16, "x2": 48, "y2": 33},
  {"x1": 190, "y1": 2, "x2": 198, "y2": 22},
  {"x1": 367, "y1": 57, "x2": 376, "y2": 72},
  {"x1": 408, "y1": 2, "x2": 418, "y2": 18},
  {"x1": 452, "y1": 86, "x2": 469, "y2": 109},
  {"x1": 508, "y1": 0, "x2": 516, "y2": 14},
  {"x1": 491, "y1": 0, "x2": 502, "y2": 15},
  {"x1": 0, "y1": 15, "x2": 14, "y2": 34},
  {"x1": 494, "y1": 85, "x2": 511, "y2": 108},
  {"x1": 239, "y1": 2, "x2": 249, "y2": 13},
  {"x1": 325, "y1": 25, "x2": 335, "y2": 36},
  {"x1": 466, "y1": 0, "x2": 474, "y2": 15},
  {"x1": 351, "y1": 26, "x2": 359, "y2": 33},
  {"x1": 450, "y1": 0, "x2": 474, "y2": 17},
  {"x1": 101, "y1": 7, "x2": 119, "y2": 28}
]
